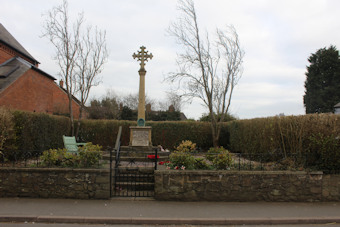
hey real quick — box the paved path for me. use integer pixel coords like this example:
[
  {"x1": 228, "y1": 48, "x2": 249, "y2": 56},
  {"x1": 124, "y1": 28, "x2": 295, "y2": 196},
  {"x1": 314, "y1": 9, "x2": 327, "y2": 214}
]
[{"x1": 0, "y1": 198, "x2": 339, "y2": 225}]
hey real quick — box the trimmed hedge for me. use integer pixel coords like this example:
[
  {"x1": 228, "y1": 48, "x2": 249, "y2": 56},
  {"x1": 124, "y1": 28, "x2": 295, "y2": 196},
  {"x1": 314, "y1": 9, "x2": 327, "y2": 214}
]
[
  {"x1": 2, "y1": 111, "x2": 223, "y2": 153},
  {"x1": 228, "y1": 114, "x2": 340, "y2": 172},
  {"x1": 2, "y1": 110, "x2": 339, "y2": 172},
  {"x1": 77, "y1": 120, "x2": 134, "y2": 149},
  {"x1": 148, "y1": 121, "x2": 213, "y2": 149},
  {"x1": 12, "y1": 111, "x2": 70, "y2": 152},
  {"x1": 77, "y1": 120, "x2": 229, "y2": 150}
]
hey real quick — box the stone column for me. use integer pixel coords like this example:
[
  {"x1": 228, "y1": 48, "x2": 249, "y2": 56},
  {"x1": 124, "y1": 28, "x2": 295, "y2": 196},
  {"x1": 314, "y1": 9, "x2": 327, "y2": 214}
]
[
  {"x1": 131, "y1": 46, "x2": 153, "y2": 147},
  {"x1": 137, "y1": 69, "x2": 146, "y2": 123}
]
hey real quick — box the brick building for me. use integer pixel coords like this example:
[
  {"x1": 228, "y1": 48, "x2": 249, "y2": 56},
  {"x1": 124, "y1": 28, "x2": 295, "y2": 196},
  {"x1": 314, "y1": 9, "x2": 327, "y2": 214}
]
[{"x1": 0, "y1": 23, "x2": 83, "y2": 118}]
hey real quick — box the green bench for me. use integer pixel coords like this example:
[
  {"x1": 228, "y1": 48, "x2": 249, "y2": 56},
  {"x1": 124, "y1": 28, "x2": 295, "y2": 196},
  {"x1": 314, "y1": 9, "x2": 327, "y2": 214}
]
[{"x1": 63, "y1": 136, "x2": 87, "y2": 153}]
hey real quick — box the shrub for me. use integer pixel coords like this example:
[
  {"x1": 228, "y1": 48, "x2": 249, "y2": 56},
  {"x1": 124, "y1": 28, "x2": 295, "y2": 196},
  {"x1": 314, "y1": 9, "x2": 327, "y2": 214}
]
[
  {"x1": 169, "y1": 152, "x2": 195, "y2": 170},
  {"x1": 63, "y1": 152, "x2": 81, "y2": 167},
  {"x1": 175, "y1": 140, "x2": 196, "y2": 153},
  {"x1": 40, "y1": 143, "x2": 103, "y2": 168},
  {"x1": 206, "y1": 147, "x2": 233, "y2": 170},
  {"x1": 194, "y1": 157, "x2": 211, "y2": 170},
  {"x1": 78, "y1": 143, "x2": 103, "y2": 167},
  {"x1": 307, "y1": 133, "x2": 340, "y2": 173},
  {"x1": 40, "y1": 148, "x2": 67, "y2": 167},
  {"x1": 213, "y1": 151, "x2": 233, "y2": 170}
]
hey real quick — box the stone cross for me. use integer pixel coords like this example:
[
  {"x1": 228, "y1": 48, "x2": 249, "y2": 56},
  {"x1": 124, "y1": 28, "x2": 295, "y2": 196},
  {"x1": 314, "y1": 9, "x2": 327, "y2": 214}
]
[
  {"x1": 133, "y1": 46, "x2": 153, "y2": 71},
  {"x1": 132, "y1": 46, "x2": 153, "y2": 126}
]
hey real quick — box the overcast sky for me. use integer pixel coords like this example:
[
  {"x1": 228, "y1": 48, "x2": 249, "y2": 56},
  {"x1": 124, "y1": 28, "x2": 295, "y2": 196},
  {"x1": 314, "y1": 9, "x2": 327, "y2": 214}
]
[{"x1": 1, "y1": 0, "x2": 340, "y2": 119}]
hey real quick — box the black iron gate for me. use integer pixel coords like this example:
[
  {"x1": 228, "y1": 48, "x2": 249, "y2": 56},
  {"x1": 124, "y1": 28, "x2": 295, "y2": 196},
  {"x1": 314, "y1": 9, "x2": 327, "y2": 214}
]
[
  {"x1": 110, "y1": 126, "x2": 158, "y2": 197},
  {"x1": 113, "y1": 168, "x2": 155, "y2": 197}
]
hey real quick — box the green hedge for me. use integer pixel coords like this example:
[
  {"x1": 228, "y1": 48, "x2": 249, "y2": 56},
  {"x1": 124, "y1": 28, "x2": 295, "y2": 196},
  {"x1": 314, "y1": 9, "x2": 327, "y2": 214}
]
[
  {"x1": 77, "y1": 120, "x2": 134, "y2": 149},
  {"x1": 3, "y1": 111, "x2": 223, "y2": 153},
  {"x1": 3, "y1": 110, "x2": 339, "y2": 173},
  {"x1": 12, "y1": 111, "x2": 70, "y2": 152},
  {"x1": 77, "y1": 120, "x2": 229, "y2": 150},
  {"x1": 228, "y1": 114, "x2": 340, "y2": 172}
]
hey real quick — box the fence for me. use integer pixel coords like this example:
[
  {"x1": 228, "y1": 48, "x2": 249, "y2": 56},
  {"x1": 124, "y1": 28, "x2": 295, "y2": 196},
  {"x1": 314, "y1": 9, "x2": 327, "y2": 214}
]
[
  {"x1": 0, "y1": 149, "x2": 108, "y2": 169},
  {"x1": 166, "y1": 152, "x2": 339, "y2": 174},
  {"x1": 1, "y1": 150, "x2": 338, "y2": 174},
  {"x1": 0, "y1": 150, "x2": 42, "y2": 168}
]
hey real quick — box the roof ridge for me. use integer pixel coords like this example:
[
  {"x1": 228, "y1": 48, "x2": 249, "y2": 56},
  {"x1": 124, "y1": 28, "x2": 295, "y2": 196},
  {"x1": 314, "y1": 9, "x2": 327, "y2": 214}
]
[{"x1": 0, "y1": 23, "x2": 39, "y2": 64}]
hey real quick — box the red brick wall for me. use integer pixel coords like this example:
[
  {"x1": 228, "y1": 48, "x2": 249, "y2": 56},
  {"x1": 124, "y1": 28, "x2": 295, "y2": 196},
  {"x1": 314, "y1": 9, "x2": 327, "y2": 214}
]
[
  {"x1": 51, "y1": 84, "x2": 82, "y2": 119},
  {"x1": 0, "y1": 43, "x2": 38, "y2": 66},
  {"x1": 0, "y1": 43, "x2": 15, "y2": 64},
  {"x1": 0, "y1": 69, "x2": 81, "y2": 119}
]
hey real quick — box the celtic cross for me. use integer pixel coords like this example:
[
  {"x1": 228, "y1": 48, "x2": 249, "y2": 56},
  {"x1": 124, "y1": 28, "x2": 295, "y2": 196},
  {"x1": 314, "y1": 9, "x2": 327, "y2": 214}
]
[{"x1": 133, "y1": 46, "x2": 153, "y2": 70}]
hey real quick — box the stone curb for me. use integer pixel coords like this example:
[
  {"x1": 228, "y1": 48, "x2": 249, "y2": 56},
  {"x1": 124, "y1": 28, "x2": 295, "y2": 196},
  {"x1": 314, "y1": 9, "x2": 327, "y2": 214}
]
[{"x1": 0, "y1": 215, "x2": 340, "y2": 225}]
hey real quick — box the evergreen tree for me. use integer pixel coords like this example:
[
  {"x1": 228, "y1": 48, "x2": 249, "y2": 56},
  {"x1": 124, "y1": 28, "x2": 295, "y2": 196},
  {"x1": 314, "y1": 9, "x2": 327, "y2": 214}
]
[{"x1": 303, "y1": 45, "x2": 340, "y2": 113}]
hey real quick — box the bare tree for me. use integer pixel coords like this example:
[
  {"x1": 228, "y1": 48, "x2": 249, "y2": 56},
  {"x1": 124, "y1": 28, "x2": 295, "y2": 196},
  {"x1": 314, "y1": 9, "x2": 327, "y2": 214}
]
[
  {"x1": 166, "y1": 0, "x2": 244, "y2": 147},
  {"x1": 158, "y1": 91, "x2": 183, "y2": 111},
  {"x1": 166, "y1": 91, "x2": 183, "y2": 112},
  {"x1": 43, "y1": 0, "x2": 108, "y2": 137},
  {"x1": 75, "y1": 26, "x2": 108, "y2": 137},
  {"x1": 121, "y1": 93, "x2": 155, "y2": 111},
  {"x1": 42, "y1": 0, "x2": 82, "y2": 136}
]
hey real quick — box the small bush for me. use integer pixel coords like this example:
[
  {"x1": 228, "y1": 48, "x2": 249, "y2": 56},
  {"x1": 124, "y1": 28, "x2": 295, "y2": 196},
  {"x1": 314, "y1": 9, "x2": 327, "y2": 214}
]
[
  {"x1": 213, "y1": 151, "x2": 233, "y2": 170},
  {"x1": 40, "y1": 148, "x2": 67, "y2": 167},
  {"x1": 206, "y1": 147, "x2": 233, "y2": 170},
  {"x1": 40, "y1": 143, "x2": 103, "y2": 168},
  {"x1": 169, "y1": 152, "x2": 195, "y2": 170},
  {"x1": 175, "y1": 140, "x2": 197, "y2": 153},
  {"x1": 78, "y1": 143, "x2": 103, "y2": 167},
  {"x1": 194, "y1": 157, "x2": 212, "y2": 170}
]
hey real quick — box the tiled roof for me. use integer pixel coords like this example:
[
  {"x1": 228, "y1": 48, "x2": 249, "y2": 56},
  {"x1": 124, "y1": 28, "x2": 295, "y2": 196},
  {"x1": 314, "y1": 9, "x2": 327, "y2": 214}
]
[
  {"x1": 0, "y1": 57, "x2": 55, "y2": 94},
  {"x1": 0, "y1": 23, "x2": 39, "y2": 65},
  {"x1": 335, "y1": 102, "x2": 340, "y2": 108}
]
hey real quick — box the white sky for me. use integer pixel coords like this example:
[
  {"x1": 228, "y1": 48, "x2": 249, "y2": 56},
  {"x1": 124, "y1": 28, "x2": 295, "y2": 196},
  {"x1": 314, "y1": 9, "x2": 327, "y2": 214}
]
[{"x1": 1, "y1": 0, "x2": 340, "y2": 119}]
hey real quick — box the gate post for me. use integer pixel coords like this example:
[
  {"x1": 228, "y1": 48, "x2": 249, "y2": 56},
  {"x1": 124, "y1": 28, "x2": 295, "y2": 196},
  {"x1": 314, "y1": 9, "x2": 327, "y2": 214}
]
[
  {"x1": 110, "y1": 149, "x2": 113, "y2": 197},
  {"x1": 155, "y1": 148, "x2": 158, "y2": 170}
]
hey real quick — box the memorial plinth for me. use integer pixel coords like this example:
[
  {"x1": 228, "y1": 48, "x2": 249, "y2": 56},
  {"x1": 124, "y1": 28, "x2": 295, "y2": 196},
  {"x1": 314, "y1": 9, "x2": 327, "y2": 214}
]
[{"x1": 129, "y1": 126, "x2": 152, "y2": 147}]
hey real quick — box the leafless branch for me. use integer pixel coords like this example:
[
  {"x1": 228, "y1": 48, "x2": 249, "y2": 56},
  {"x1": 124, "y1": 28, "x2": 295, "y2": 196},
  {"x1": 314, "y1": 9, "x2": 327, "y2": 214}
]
[
  {"x1": 166, "y1": 0, "x2": 244, "y2": 146},
  {"x1": 42, "y1": 0, "x2": 108, "y2": 136}
]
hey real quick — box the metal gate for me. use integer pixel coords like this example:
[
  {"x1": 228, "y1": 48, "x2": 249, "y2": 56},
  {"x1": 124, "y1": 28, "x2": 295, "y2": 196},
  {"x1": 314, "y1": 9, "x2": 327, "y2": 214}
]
[
  {"x1": 113, "y1": 168, "x2": 154, "y2": 197},
  {"x1": 110, "y1": 126, "x2": 157, "y2": 197}
]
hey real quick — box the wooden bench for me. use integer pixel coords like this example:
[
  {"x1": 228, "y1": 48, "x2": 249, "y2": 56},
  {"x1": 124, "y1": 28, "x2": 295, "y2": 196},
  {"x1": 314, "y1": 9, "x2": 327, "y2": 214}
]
[{"x1": 63, "y1": 136, "x2": 87, "y2": 154}]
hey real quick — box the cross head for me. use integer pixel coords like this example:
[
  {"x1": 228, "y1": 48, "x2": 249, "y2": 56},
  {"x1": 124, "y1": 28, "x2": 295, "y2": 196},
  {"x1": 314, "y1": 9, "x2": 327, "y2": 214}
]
[{"x1": 133, "y1": 46, "x2": 153, "y2": 70}]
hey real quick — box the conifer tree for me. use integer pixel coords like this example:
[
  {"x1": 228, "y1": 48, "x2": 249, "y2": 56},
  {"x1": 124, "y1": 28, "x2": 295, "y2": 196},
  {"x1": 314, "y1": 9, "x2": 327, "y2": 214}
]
[{"x1": 303, "y1": 45, "x2": 340, "y2": 113}]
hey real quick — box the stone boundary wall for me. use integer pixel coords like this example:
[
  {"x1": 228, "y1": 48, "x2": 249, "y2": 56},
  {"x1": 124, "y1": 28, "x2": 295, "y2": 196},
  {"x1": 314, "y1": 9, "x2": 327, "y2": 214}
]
[
  {"x1": 155, "y1": 170, "x2": 340, "y2": 202},
  {"x1": 1, "y1": 168, "x2": 339, "y2": 201},
  {"x1": 0, "y1": 168, "x2": 110, "y2": 199}
]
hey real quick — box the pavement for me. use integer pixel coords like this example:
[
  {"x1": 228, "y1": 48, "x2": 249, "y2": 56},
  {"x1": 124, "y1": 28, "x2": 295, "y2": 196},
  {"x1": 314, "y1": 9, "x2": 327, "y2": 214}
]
[{"x1": 0, "y1": 197, "x2": 340, "y2": 226}]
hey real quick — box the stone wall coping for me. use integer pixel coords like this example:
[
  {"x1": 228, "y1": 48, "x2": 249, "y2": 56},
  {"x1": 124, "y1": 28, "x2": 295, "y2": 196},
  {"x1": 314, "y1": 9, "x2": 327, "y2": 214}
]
[
  {"x1": 0, "y1": 167, "x2": 110, "y2": 173},
  {"x1": 155, "y1": 170, "x2": 324, "y2": 175}
]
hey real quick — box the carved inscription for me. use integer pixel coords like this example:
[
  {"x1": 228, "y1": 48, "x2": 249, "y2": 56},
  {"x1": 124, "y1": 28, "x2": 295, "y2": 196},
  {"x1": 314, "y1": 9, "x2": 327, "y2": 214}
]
[{"x1": 131, "y1": 130, "x2": 149, "y2": 146}]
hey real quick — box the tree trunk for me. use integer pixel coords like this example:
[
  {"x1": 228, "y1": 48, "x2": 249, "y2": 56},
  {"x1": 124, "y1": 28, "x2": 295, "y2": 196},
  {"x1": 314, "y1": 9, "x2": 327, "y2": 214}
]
[
  {"x1": 212, "y1": 134, "x2": 219, "y2": 147},
  {"x1": 68, "y1": 93, "x2": 74, "y2": 136},
  {"x1": 210, "y1": 118, "x2": 219, "y2": 147},
  {"x1": 75, "y1": 105, "x2": 83, "y2": 139}
]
